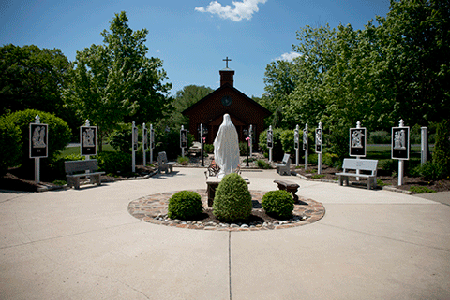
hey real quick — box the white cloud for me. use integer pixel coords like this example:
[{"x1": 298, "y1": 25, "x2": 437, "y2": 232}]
[
  {"x1": 195, "y1": 0, "x2": 267, "y2": 21},
  {"x1": 276, "y1": 51, "x2": 301, "y2": 62}
]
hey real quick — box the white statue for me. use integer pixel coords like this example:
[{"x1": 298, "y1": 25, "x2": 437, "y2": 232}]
[{"x1": 214, "y1": 114, "x2": 240, "y2": 179}]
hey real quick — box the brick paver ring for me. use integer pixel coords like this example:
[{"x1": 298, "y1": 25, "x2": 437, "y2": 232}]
[{"x1": 128, "y1": 190, "x2": 325, "y2": 231}]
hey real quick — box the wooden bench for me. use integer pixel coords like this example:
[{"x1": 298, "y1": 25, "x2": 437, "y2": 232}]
[
  {"x1": 276, "y1": 153, "x2": 291, "y2": 176},
  {"x1": 157, "y1": 151, "x2": 175, "y2": 174},
  {"x1": 65, "y1": 160, "x2": 105, "y2": 190},
  {"x1": 274, "y1": 179, "x2": 300, "y2": 202},
  {"x1": 336, "y1": 158, "x2": 378, "y2": 190}
]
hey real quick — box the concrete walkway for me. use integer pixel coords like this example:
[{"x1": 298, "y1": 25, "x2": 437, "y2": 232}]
[{"x1": 1, "y1": 168, "x2": 449, "y2": 300}]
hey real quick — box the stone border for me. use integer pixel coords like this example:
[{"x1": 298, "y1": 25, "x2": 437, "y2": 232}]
[{"x1": 128, "y1": 190, "x2": 325, "y2": 231}]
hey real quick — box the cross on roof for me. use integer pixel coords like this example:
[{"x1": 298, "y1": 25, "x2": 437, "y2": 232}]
[{"x1": 223, "y1": 56, "x2": 232, "y2": 68}]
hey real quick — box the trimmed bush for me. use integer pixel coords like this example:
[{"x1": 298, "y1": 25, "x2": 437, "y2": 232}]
[
  {"x1": 432, "y1": 120, "x2": 450, "y2": 178},
  {"x1": 213, "y1": 173, "x2": 252, "y2": 222},
  {"x1": 256, "y1": 159, "x2": 272, "y2": 169},
  {"x1": 168, "y1": 191, "x2": 203, "y2": 220},
  {"x1": 3, "y1": 109, "x2": 71, "y2": 178},
  {"x1": 262, "y1": 190, "x2": 294, "y2": 220},
  {"x1": 95, "y1": 151, "x2": 131, "y2": 174},
  {"x1": 204, "y1": 143, "x2": 214, "y2": 153},
  {"x1": 177, "y1": 156, "x2": 189, "y2": 165},
  {"x1": 0, "y1": 116, "x2": 21, "y2": 175}
]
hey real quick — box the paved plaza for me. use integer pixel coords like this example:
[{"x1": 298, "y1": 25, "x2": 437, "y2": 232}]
[{"x1": 1, "y1": 168, "x2": 449, "y2": 299}]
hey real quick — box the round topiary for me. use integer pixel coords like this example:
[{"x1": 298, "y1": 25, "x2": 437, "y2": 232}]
[
  {"x1": 168, "y1": 191, "x2": 203, "y2": 220},
  {"x1": 213, "y1": 173, "x2": 252, "y2": 222},
  {"x1": 262, "y1": 190, "x2": 294, "y2": 220}
]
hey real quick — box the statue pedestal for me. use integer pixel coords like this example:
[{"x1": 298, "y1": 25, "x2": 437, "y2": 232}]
[{"x1": 206, "y1": 176, "x2": 249, "y2": 207}]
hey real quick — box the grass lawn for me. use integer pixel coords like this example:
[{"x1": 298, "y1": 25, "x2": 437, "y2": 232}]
[{"x1": 58, "y1": 143, "x2": 115, "y2": 158}]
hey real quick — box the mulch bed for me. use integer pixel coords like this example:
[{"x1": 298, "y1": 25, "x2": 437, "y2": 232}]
[{"x1": 293, "y1": 164, "x2": 450, "y2": 193}]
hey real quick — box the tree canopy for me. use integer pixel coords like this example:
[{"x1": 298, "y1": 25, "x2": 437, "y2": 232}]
[
  {"x1": 64, "y1": 11, "x2": 172, "y2": 141},
  {"x1": 0, "y1": 44, "x2": 71, "y2": 117},
  {"x1": 261, "y1": 0, "x2": 449, "y2": 158}
]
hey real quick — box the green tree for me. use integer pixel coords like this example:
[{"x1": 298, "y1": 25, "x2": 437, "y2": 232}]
[
  {"x1": 171, "y1": 85, "x2": 213, "y2": 128},
  {"x1": 377, "y1": 0, "x2": 450, "y2": 125},
  {"x1": 261, "y1": 59, "x2": 300, "y2": 128},
  {"x1": 65, "y1": 11, "x2": 172, "y2": 150},
  {"x1": 0, "y1": 45, "x2": 80, "y2": 135}
]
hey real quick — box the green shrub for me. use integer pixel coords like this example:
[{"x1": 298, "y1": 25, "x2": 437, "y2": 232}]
[
  {"x1": 409, "y1": 186, "x2": 436, "y2": 194},
  {"x1": 177, "y1": 156, "x2": 189, "y2": 165},
  {"x1": 3, "y1": 109, "x2": 71, "y2": 178},
  {"x1": 49, "y1": 153, "x2": 85, "y2": 179},
  {"x1": 204, "y1": 143, "x2": 214, "y2": 153},
  {"x1": 411, "y1": 162, "x2": 443, "y2": 180},
  {"x1": 95, "y1": 151, "x2": 131, "y2": 174},
  {"x1": 432, "y1": 120, "x2": 450, "y2": 178},
  {"x1": 213, "y1": 173, "x2": 252, "y2": 222},
  {"x1": 262, "y1": 190, "x2": 294, "y2": 220},
  {"x1": 109, "y1": 123, "x2": 132, "y2": 153},
  {"x1": 323, "y1": 153, "x2": 340, "y2": 167},
  {"x1": 311, "y1": 174, "x2": 325, "y2": 179},
  {"x1": 378, "y1": 159, "x2": 395, "y2": 176},
  {"x1": 168, "y1": 191, "x2": 203, "y2": 220},
  {"x1": 0, "y1": 116, "x2": 21, "y2": 175},
  {"x1": 259, "y1": 128, "x2": 301, "y2": 161},
  {"x1": 239, "y1": 142, "x2": 248, "y2": 156},
  {"x1": 256, "y1": 159, "x2": 272, "y2": 169}
]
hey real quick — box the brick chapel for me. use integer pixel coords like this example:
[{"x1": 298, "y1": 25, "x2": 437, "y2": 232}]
[{"x1": 182, "y1": 58, "x2": 272, "y2": 146}]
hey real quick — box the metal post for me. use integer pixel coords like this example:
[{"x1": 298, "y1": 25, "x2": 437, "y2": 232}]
[
  {"x1": 318, "y1": 122, "x2": 322, "y2": 175},
  {"x1": 421, "y1": 126, "x2": 428, "y2": 165},
  {"x1": 201, "y1": 124, "x2": 204, "y2": 167},
  {"x1": 132, "y1": 121, "x2": 136, "y2": 173},
  {"x1": 150, "y1": 124, "x2": 154, "y2": 164},
  {"x1": 181, "y1": 125, "x2": 185, "y2": 158},
  {"x1": 295, "y1": 124, "x2": 299, "y2": 166},
  {"x1": 268, "y1": 125, "x2": 273, "y2": 163},
  {"x1": 356, "y1": 121, "x2": 361, "y2": 180},
  {"x1": 35, "y1": 115, "x2": 40, "y2": 183},
  {"x1": 304, "y1": 123, "x2": 308, "y2": 170},
  {"x1": 398, "y1": 119, "x2": 405, "y2": 186},
  {"x1": 142, "y1": 122, "x2": 146, "y2": 166},
  {"x1": 249, "y1": 124, "x2": 253, "y2": 157}
]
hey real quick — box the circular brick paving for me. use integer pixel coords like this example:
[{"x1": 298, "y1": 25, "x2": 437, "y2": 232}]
[{"x1": 128, "y1": 190, "x2": 325, "y2": 231}]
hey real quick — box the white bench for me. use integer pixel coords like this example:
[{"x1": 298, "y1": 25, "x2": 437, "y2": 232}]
[
  {"x1": 336, "y1": 158, "x2": 378, "y2": 190},
  {"x1": 157, "y1": 151, "x2": 175, "y2": 174},
  {"x1": 276, "y1": 154, "x2": 291, "y2": 176},
  {"x1": 65, "y1": 160, "x2": 105, "y2": 189}
]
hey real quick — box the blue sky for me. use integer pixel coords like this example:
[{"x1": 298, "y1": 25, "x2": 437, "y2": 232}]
[{"x1": 1, "y1": 0, "x2": 391, "y2": 97}]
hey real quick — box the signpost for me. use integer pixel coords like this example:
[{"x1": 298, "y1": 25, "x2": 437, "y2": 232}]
[
  {"x1": 29, "y1": 115, "x2": 48, "y2": 183},
  {"x1": 150, "y1": 124, "x2": 155, "y2": 164},
  {"x1": 248, "y1": 124, "x2": 253, "y2": 157},
  {"x1": 350, "y1": 121, "x2": 367, "y2": 180},
  {"x1": 294, "y1": 125, "x2": 299, "y2": 166},
  {"x1": 81, "y1": 120, "x2": 97, "y2": 159},
  {"x1": 421, "y1": 126, "x2": 428, "y2": 165},
  {"x1": 132, "y1": 121, "x2": 138, "y2": 172},
  {"x1": 142, "y1": 123, "x2": 148, "y2": 166},
  {"x1": 267, "y1": 125, "x2": 273, "y2": 162},
  {"x1": 180, "y1": 125, "x2": 187, "y2": 157},
  {"x1": 315, "y1": 122, "x2": 323, "y2": 174},
  {"x1": 303, "y1": 123, "x2": 308, "y2": 170},
  {"x1": 392, "y1": 120, "x2": 410, "y2": 186}
]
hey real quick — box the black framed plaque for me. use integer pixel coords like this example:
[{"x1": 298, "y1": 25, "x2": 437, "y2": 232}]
[
  {"x1": 315, "y1": 128, "x2": 322, "y2": 153},
  {"x1": 29, "y1": 123, "x2": 48, "y2": 158},
  {"x1": 267, "y1": 129, "x2": 273, "y2": 149},
  {"x1": 350, "y1": 127, "x2": 367, "y2": 157},
  {"x1": 180, "y1": 129, "x2": 187, "y2": 148},
  {"x1": 81, "y1": 126, "x2": 97, "y2": 156},
  {"x1": 392, "y1": 126, "x2": 410, "y2": 160}
]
